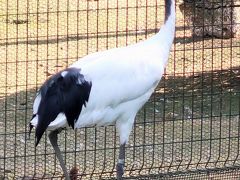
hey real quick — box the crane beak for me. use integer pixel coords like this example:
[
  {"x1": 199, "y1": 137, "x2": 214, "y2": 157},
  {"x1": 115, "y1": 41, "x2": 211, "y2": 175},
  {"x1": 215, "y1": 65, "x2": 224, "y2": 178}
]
[
  {"x1": 28, "y1": 123, "x2": 34, "y2": 139},
  {"x1": 28, "y1": 114, "x2": 36, "y2": 139}
]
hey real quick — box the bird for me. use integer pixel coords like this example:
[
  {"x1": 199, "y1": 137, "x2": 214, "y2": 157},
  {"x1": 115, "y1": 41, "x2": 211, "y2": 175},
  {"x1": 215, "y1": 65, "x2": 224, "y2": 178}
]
[{"x1": 29, "y1": 0, "x2": 175, "y2": 179}]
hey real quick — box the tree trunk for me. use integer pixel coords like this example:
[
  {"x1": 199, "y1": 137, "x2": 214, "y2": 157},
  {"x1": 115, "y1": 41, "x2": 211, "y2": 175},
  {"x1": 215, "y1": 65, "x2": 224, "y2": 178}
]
[{"x1": 179, "y1": 0, "x2": 238, "y2": 38}]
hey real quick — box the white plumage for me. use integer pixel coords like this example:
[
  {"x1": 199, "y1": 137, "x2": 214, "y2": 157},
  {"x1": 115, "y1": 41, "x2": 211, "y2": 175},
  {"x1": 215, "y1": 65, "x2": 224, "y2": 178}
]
[{"x1": 29, "y1": 0, "x2": 175, "y2": 179}]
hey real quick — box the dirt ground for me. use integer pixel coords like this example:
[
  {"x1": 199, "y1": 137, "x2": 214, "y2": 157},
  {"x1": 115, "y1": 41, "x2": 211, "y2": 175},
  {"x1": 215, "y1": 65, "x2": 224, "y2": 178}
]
[{"x1": 0, "y1": 0, "x2": 240, "y2": 179}]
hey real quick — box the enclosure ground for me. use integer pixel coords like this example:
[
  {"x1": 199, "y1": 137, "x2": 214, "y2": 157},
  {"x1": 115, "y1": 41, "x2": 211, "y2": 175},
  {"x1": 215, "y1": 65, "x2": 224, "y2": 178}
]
[{"x1": 0, "y1": 0, "x2": 240, "y2": 179}]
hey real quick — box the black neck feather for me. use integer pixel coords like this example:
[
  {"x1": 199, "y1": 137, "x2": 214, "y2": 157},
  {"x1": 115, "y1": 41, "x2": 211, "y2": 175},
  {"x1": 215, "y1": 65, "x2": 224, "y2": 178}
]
[{"x1": 165, "y1": 0, "x2": 172, "y2": 22}]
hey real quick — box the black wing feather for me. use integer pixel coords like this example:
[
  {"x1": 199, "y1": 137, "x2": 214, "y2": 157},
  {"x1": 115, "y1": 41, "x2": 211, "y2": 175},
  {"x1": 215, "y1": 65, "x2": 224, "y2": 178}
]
[{"x1": 35, "y1": 68, "x2": 92, "y2": 146}]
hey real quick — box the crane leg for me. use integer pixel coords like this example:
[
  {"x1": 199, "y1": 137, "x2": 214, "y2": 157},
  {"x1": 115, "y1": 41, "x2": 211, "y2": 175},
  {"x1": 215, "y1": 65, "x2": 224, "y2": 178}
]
[
  {"x1": 116, "y1": 143, "x2": 126, "y2": 180},
  {"x1": 49, "y1": 130, "x2": 71, "y2": 180}
]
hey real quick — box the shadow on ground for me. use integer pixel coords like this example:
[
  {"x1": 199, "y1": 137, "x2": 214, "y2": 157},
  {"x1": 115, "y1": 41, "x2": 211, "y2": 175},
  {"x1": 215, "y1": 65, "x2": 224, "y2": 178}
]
[{"x1": 0, "y1": 66, "x2": 240, "y2": 179}]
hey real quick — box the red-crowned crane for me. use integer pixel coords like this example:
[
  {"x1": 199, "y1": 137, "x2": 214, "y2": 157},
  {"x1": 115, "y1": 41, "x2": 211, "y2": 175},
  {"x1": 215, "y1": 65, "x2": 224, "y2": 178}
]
[{"x1": 29, "y1": 0, "x2": 175, "y2": 179}]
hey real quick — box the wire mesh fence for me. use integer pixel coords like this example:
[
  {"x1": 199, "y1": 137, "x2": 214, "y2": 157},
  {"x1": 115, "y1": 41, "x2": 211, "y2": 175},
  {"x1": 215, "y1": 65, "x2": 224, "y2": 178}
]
[{"x1": 0, "y1": 0, "x2": 240, "y2": 179}]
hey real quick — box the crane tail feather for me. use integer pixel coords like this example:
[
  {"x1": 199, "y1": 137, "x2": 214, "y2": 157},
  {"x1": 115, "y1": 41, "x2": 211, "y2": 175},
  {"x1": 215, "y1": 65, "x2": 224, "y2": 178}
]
[{"x1": 30, "y1": 67, "x2": 92, "y2": 146}]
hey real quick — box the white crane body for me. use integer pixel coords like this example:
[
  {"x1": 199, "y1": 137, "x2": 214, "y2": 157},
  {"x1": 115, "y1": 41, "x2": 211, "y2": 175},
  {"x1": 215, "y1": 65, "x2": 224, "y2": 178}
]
[{"x1": 29, "y1": 0, "x2": 175, "y2": 178}]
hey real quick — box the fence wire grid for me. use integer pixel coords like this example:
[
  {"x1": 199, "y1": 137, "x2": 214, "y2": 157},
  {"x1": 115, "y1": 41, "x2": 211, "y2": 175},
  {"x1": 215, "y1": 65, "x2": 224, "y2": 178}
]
[{"x1": 0, "y1": 0, "x2": 240, "y2": 179}]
